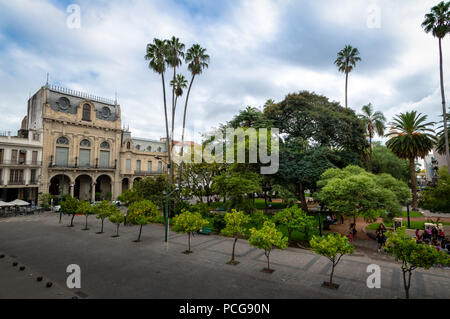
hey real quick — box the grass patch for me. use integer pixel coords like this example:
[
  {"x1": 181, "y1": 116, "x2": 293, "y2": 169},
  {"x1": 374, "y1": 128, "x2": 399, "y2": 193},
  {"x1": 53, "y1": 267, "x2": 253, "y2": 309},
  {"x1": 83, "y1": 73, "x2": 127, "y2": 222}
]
[{"x1": 400, "y1": 211, "x2": 422, "y2": 218}]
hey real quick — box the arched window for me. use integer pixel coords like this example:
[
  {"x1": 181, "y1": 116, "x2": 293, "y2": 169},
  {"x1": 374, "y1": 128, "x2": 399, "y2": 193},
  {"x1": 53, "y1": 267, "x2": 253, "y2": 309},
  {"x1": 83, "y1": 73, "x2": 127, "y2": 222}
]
[
  {"x1": 80, "y1": 139, "x2": 91, "y2": 147},
  {"x1": 126, "y1": 142, "x2": 131, "y2": 150},
  {"x1": 100, "y1": 141, "x2": 110, "y2": 149},
  {"x1": 82, "y1": 104, "x2": 91, "y2": 121},
  {"x1": 136, "y1": 145, "x2": 141, "y2": 151},
  {"x1": 147, "y1": 146, "x2": 152, "y2": 152},
  {"x1": 157, "y1": 147, "x2": 162, "y2": 152},
  {"x1": 56, "y1": 136, "x2": 69, "y2": 145}
]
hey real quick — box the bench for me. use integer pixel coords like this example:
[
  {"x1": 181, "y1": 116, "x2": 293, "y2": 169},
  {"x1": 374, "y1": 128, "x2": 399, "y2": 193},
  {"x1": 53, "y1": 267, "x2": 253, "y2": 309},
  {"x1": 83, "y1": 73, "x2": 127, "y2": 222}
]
[{"x1": 199, "y1": 227, "x2": 212, "y2": 235}]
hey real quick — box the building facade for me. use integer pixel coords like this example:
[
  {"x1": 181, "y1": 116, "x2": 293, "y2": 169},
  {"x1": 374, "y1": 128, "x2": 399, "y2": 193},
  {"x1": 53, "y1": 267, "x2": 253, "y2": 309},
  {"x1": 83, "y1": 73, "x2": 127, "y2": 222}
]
[
  {"x1": 0, "y1": 128, "x2": 43, "y2": 203},
  {"x1": 19, "y1": 84, "x2": 168, "y2": 202}
]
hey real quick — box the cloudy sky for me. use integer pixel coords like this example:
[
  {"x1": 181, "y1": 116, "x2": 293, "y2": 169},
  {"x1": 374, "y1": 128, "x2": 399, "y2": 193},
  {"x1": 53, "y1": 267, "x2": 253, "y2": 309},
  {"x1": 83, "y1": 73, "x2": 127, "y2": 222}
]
[{"x1": 0, "y1": 0, "x2": 448, "y2": 143}]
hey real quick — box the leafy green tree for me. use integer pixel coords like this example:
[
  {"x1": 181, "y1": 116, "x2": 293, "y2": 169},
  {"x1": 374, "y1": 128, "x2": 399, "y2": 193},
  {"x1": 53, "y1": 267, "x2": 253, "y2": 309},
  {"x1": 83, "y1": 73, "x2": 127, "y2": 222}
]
[
  {"x1": 386, "y1": 111, "x2": 437, "y2": 210},
  {"x1": 420, "y1": 167, "x2": 450, "y2": 213},
  {"x1": 172, "y1": 210, "x2": 209, "y2": 253},
  {"x1": 109, "y1": 211, "x2": 125, "y2": 238},
  {"x1": 384, "y1": 227, "x2": 449, "y2": 299},
  {"x1": 310, "y1": 233, "x2": 354, "y2": 288},
  {"x1": 271, "y1": 184, "x2": 297, "y2": 207},
  {"x1": 422, "y1": 1, "x2": 450, "y2": 173},
  {"x1": 316, "y1": 166, "x2": 409, "y2": 226},
  {"x1": 61, "y1": 196, "x2": 80, "y2": 227},
  {"x1": 248, "y1": 221, "x2": 288, "y2": 272},
  {"x1": 335, "y1": 45, "x2": 361, "y2": 108},
  {"x1": 95, "y1": 201, "x2": 118, "y2": 234},
  {"x1": 77, "y1": 201, "x2": 95, "y2": 231},
  {"x1": 273, "y1": 205, "x2": 316, "y2": 242},
  {"x1": 182, "y1": 162, "x2": 219, "y2": 205},
  {"x1": 358, "y1": 103, "x2": 386, "y2": 169},
  {"x1": 118, "y1": 188, "x2": 141, "y2": 206},
  {"x1": 39, "y1": 193, "x2": 54, "y2": 209},
  {"x1": 128, "y1": 200, "x2": 160, "y2": 242},
  {"x1": 179, "y1": 44, "x2": 210, "y2": 184},
  {"x1": 221, "y1": 210, "x2": 251, "y2": 265},
  {"x1": 371, "y1": 144, "x2": 410, "y2": 181}
]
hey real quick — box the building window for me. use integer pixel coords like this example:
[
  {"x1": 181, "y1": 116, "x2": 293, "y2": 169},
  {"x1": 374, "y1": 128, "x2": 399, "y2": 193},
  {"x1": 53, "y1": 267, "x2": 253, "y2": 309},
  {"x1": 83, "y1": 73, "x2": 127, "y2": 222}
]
[
  {"x1": 126, "y1": 142, "x2": 131, "y2": 150},
  {"x1": 158, "y1": 147, "x2": 162, "y2": 152},
  {"x1": 136, "y1": 160, "x2": 141, "y2": 172},
  {"x1": 158, "y1": 161, "x2": 162, "y2": 172},
  {"x1": 100, "y1": 141, "x2": 110, "y2": 149},
  {"x1": 147, "y1": 146, "x2": 152, "y2": 152},
  {"x1": 11, "y1": 149, "x2": 18, "y2": 164},
  {"x1": 9, "y1": 169, "x2": 24, "y2": 184},
  {"x1": 30, "y1": 169, "x2": 36, "y2": 184},
  {"x1": 32, "y1": 151, "x2": 38, "y2": 165},
  {"x1": 126, "y1": 159, "x2": 131, "y2": 172},
  {"x1": 33, "y1": 133, "x2": 40, "y2": 141},
  {"x1": 80, "y1": 139, "x2": 91, "y2": 147},
  {"x1": 82, "y1": 104, "x2": 91, "y2": 121},
  {"x1": 136, "y1": 145, "x2": 141, "y2": 151},
  {"x1": 56, "y1": 136, "x2": 69, "y2": 145},
  {"x1": 148, "y1": 161, "x2": 152, "y2": 173},
  {"x1": 0, "y1": 149, "x2": 3, "y2": 164}
]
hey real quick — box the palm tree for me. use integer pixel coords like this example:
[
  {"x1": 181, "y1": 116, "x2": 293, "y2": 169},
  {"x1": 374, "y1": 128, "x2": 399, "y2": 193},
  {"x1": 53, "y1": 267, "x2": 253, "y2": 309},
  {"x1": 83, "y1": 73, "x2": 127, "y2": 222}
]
[
  {"x1": 358, "y1": 103, "x2": 386, "y2": 170},
  {"x1": 145, "y1": 38, "x2": 171, "y2": 178},
  {"x1": 335, "y1": 45, "x2": 361, "y2": 108},
  {"x1": 386, "y1": 111, "x2": 436, "y2": 210},
  {"x1": 422, "y1": 1, "x2": 450, "y2": 174},
  {"x1": 166, "y1": 37, "x2": 185, "y2": 182},
  {"x1": 170, "y1": 73, "x2": 188, "y2": 158},
  {"x1": 436, "y1": 112, "x2": 450, "y2": 155},
  {"x1": 178, "y1": 44, "x2": 210, "y2": 185}
]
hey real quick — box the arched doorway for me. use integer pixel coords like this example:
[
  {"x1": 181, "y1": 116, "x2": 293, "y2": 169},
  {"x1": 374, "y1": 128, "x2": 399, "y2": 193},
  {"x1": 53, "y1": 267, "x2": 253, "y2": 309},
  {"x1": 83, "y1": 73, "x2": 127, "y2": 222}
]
[
  {"x1": 74, "y1": 175, "x2": 93, "y2": 201},
  {"x1": 134, "y1": 177, "x2": 142, "y2": 183},
  {"x1": 49, "y1": 174, "x2": 71, "y2": 204},
  {"x1": 122, "y1": 178, "x2": 129, "y2": 194},
  {"x1": 96, "y1": 175, "x2": 112, "y2": 201}
]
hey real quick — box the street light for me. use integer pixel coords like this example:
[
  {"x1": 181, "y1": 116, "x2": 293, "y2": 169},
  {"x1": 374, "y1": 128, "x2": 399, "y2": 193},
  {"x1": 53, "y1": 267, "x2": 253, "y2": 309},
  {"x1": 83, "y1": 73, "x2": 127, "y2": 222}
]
[
  {"x1": 406, "y1": 199, "x2": 411, "y2": 229},
  {"x1": 152, "y1": 155, "x2": 176, "y2": 243}
]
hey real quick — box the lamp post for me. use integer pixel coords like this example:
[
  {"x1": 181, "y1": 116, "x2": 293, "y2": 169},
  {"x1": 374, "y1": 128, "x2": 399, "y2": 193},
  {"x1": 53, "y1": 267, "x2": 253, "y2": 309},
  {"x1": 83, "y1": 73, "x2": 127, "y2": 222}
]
[
  {"x1": 318, "y1": 204, "x2": 323, "y2": 236},
  {"x1": 153, "y1": 155, "x2": 176, "y2": 243},
  {"x1": 406, "y1": 200, "x2": 411, "y2": 229}
]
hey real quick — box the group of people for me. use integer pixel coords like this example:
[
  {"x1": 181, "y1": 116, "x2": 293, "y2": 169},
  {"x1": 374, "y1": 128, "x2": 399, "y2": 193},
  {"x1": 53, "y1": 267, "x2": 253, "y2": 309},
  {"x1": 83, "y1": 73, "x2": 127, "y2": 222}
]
[{"x1": 415, "y1": 226, "x2": 448, "y2": 253}]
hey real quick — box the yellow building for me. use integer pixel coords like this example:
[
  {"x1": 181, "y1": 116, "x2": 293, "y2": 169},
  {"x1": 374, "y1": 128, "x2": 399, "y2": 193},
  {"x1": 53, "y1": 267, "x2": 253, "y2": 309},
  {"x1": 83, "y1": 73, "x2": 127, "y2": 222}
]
[{"x1": 24, "y1": 84, "x2": 168, "y2": 202}]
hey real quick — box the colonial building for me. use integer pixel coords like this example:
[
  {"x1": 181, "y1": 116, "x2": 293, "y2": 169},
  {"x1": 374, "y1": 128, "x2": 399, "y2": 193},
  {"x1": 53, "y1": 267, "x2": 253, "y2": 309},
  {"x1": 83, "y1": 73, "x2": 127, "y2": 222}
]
[
  {"x1": 0, "y1": 127, "x2": 43, "y2": 203},
  {"x1": 20, "y1": 84, "x2": 168, "y2": 202}
]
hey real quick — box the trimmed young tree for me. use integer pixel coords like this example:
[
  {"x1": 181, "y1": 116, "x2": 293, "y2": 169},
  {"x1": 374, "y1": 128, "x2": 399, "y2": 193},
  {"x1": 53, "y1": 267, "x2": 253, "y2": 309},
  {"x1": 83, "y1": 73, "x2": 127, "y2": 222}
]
[
  {"x1": 420, "y1": 166, "x2": 450, "y2": 214},
  {"x1": 61, "y1": 196, "x2": 80, "y2": 227},
  {"x1": 273, "y1": 205, "x2": 316, "y2": 242},
  {"x1": 221, "y1": 210, "x2": 250, "y2": 265},
  {"x1": 77, "y1": 201, "x2": 95, "y2": 231},
  {"x1": 384, "y1": 227, "x2": 450, "y2": 299},
  {"x1": 248, "y1": 221, "x2": 288, "y2": 273},
  {"x1": 109, "y1": 211, "x2": 125, "y2": 238},
  {"x1": 127, "y1": 200, "x2": 160, "y2": 242},
  {"x1": 310, "y1": 233, "x2": 354, "y2": 289},
  {"x1": 95, "y1": 201, "x2": 116, "y2": 234},
  {"x1": 172, "y1": 210, "x2": 209, "y2": 254}
]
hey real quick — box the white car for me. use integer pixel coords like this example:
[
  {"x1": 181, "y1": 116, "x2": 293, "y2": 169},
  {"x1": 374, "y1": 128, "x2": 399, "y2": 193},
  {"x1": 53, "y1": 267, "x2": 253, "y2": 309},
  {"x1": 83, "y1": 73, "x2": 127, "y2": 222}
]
[{"x1": 54, "y1": 205, "x2": 61, "y2": 212}]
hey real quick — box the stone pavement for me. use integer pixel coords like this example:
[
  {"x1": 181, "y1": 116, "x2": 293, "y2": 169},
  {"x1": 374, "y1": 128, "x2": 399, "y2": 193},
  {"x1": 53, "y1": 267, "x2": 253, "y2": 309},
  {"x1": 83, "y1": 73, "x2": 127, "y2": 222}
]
[{"x1": 0, "y1": 213, "x2": 449, "y2": 299}]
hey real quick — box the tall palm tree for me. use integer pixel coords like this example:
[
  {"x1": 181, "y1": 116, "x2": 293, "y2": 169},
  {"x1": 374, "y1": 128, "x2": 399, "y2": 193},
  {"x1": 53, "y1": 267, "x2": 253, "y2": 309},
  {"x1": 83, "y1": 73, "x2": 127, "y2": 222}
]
[
  {"x1": 178, "y1": 44, "x2": 210, "y2": 185},
  {"x1": 436, "y1": 112, "x2": 450, "y2": 155},
  {"x1": 145, "y1": 38, "x2": 171, "y2": 177},
  {"x1": 170, "y1": 73, "x2": 188, "y2": 158},
  {"x1": 334, "y1": 45, "x2": 361, "y2": 108},
  {"x1": 422, "y1": 1, "x2": 450, "y2": 174},
  {"x1": 386, "y1": 111, "x2": 436, "y2": 210},
  {"x1": 358, "y1": 103, "x2": 386, "y2": 170},
  {"x1": 166, "y1": 37, "x2": 185, "y2": 182}
]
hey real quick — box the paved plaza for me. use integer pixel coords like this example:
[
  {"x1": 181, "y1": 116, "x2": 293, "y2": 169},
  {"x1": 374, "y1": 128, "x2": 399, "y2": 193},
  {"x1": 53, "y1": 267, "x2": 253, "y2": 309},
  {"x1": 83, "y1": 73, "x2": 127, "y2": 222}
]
[{"x1": 0, "y1": 213, "x2": 449, "y2": 299}]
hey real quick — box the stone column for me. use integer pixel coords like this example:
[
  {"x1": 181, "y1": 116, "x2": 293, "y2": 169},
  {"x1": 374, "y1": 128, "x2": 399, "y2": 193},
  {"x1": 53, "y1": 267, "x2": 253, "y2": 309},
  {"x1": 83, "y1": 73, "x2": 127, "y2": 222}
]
[{"x1": 91, "y1": 182, "x2": 96, "y2": 203}]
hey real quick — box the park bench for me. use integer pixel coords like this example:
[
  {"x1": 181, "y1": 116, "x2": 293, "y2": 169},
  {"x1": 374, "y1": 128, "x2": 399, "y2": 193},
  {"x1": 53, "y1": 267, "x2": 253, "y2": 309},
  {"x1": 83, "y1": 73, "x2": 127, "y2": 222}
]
[{"x1": 199, "y1": 227, "x2": 212, "y2": 235}]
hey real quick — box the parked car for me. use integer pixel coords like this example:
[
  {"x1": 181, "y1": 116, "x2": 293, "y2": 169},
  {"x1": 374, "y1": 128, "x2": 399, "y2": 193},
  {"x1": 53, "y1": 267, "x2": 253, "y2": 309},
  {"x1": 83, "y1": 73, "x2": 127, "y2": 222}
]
[{"x1": 54, "y1": 205, "x2": 61, "y2": 212}]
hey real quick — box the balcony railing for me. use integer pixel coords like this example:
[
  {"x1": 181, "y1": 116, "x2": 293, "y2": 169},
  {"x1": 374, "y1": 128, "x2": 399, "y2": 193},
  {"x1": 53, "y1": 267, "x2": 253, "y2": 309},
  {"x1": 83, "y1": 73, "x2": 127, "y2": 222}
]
[
  {"x1": 0, "y1": 160, "x2": 42, "y2": 166},
  {"x1": 8, "y1": 180, "x2": 25, "y2": 185},
  {"x1": 134, "y1": 170, "x2": 164, "y2": 176},
  {"x1": 49, "y1": 162, "x2": 116, "y2": 170}
]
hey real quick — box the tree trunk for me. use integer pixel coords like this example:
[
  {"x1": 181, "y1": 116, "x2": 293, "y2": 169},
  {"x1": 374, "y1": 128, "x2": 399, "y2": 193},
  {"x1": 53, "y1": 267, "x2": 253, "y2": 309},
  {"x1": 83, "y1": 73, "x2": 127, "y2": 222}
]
[
  {"x1": 171, "y1": 66, "x2": 176, "y2": 182},
  {"x1": 178, "y1": 74, "x2": 196, "y2": 187},
  {"x1": 345, "y1": 70, "x2": 349, "y2": 108},
  {"x1": 84, "y1": 215, "x2": 88, "y2": 230},
  {"x1": 188, "y1": 232, "x2": 191, "y2": 252},
  {"x1": 266, "y1": 251, "x2": 270, "y2": 270},
  {"x1": 100, "y1": 219, "x2": 104, "y2": 233},
  {"x1": 439, "y1": 38, "x2": 450, "y2": 174},
  {"x1": 161, "y1": 73, "x2": 172, "y2": 183},
  {"x1": 369, "y1": 133, "x2": 373, "y2": 172},
  {"x1": 410, "y1": 157, "x2": 418, "y2": 211},
  {"x1": 298, "y1": 181, "x2": 309, "y2": 213},
  {"x1": 70, "y1": 214, "x2": 75, "y2": 227},
  {"x1": 402, "y1": 269, "x2": 412, "y2": 299},
  {"x1": 231, "y1": 237, "x2": 238, "y2": 262},
  {"x1": 116, "y1": 224, "x2": 120, "y2": 237},
  {"x1": 137, "y1": 224, "x2": 143, "y2": 242},
  {"x1": 330, "y1": 263, "x2": 335, "y2": 285}
]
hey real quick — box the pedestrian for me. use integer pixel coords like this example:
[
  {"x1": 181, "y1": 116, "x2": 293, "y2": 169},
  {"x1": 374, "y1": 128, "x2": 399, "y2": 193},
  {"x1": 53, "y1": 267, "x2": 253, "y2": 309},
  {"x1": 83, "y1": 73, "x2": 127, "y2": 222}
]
[
  {"x1": 376, "y1": 232, "x2": 384, "y2": 252},
  {"x1": 124, "y1": 210, "x2": 128, "y2": 226},
  {"x1": 340, "y1": 214, "x2": 344, "y2": 225}
]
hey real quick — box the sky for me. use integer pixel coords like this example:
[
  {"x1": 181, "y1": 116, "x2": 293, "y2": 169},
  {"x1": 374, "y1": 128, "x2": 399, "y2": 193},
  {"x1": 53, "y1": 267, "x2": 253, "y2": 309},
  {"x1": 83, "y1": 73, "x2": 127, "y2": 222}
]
[{"x1": 0, "y1": 0, "x2": 448, "y2": 143}]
